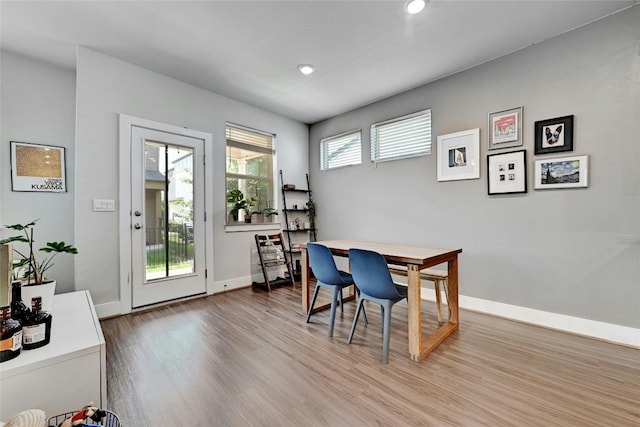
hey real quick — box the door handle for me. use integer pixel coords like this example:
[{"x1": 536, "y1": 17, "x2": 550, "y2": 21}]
[{"x1": 134, "y1": 223, "x2": 142, "y2": 230}]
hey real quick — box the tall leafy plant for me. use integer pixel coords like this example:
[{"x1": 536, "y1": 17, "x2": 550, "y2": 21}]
[{"x1": 0, "y1": 219, "x2": 78, "y2": 285}]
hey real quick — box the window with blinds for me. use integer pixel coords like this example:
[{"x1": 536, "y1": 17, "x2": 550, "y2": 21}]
[
  {"x1": 226, "y1": 123, "x2": 276, "y2": 224},
  {"x1": 370, "y1": 109, "x2": 432, "y2": 163},
  {"x1": 320, "y1": 129, "x2": 362, "y2": 171}
]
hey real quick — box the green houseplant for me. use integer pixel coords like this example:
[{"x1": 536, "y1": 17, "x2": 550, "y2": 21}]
[
  {"x1": 227, "y1": 189, "x2": 247, "y2": 222},
  {"x1": 306, "y1": 199, "x2": 316, "y2": 228},
  {"x1": 243, "y1": 197, "x2": 257, "y2": 223},
  {"x1": 263, "y1": 207, "x2": 278, "y2": 223},
  {"x1": 0, "y1": 219, "x2": 78, "y2": 285}
]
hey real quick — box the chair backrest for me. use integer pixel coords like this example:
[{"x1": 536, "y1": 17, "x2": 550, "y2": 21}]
[
  {"x1": 307, "y1": 243, "x2": 346, "y2": 285},
  {"x1": 348, "y1": 248, "x2": 401, "y2": 299}
]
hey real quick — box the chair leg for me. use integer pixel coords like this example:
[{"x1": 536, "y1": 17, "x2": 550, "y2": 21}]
[
  {"x1": 327, "y1": 286, "x2": 340, "y2": 337},
  {"x1": 443, "y1": 278, "x2": 451, "y2": 321},
  {"x1": 305, "y1": 284, "x2": 321, "y2": 323},
  {"x1": 381, "y1": 302, "x2": 392, "y2": 364},
  {"x1": 339, "y1": 288, "x2": 344, "y2": 313},
  {"x1": 434, "y1": 278, "x2": 444, "y2": 323},
  {"x1": 356, "y1": 288, "x2": 368, "y2": 324},
  {"x1": 348, "y1": 297, "x2": 365, "y2": 344}
]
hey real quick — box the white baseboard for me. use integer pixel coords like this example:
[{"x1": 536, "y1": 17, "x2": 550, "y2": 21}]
[
  {"x1": 419, "y1": 287, "x2": 640, "y2": 348},
  {"x1": 208, "y1": 276, "x2": 251, "y2": 295},
  {"x1": 94, "y1": 279, "x2": 639, "y2": 348},
  {"x1": 94, "y1": 300, "x2": 122, "y2": 319}
]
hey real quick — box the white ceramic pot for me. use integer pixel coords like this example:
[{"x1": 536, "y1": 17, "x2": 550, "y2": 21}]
[{"x1": 20, "y1": 280, "x2": 56, "y2": 312}]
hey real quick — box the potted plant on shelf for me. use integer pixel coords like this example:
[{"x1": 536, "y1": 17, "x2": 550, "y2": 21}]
[
  {"x1": 263, "y1": 208, "x2": 279, "y2": 223},
  {"x1": 243, "y1": 197, "x2": 256, "y2": 223},
  {"x1": 306, "y1": 199, "x2": 316, "y2": 229},
  {"x1": 227, "y1": 189, "x2": 247, "y2": 222},
  {"x1": 0, "y1": 219, "x2": 78, "y2": 311}
]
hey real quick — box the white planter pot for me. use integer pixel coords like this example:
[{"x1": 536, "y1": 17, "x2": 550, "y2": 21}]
[{"x1": 21, "y1": 280, "x2": 56, "y2": 312}]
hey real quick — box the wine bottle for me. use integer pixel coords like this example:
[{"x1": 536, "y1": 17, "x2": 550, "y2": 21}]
[
  {"x1": 0, "y1": 305, "x2": 23, "y2": 362},
  {"x1": 22, "y1": 297, "x2": 53, "y2": 350},
  {"x1": 10, "y1": 281, "x2": 30, "y2": 323}
]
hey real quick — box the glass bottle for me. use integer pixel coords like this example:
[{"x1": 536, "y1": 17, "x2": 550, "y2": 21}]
[
  {"x1": 10, "y1": 281, "x2": 30, "y2": 324},
  {"x1": 22, "y1": 297, "x2": 53, "y2": 350},
  {"x1": 0, "y1": 305, "x2": 23, "y2": 362}
]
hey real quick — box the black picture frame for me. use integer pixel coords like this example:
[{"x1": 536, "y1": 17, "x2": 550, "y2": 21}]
[
  {"x1": 534, "y1": 115, "x2": 574, "y2": 155},
  {"x1": 10, "y1": 141, "x2": 67, "y2": 192},
  {"x1": 487, "y1": 149, "x2": 527, "y2": 195}
]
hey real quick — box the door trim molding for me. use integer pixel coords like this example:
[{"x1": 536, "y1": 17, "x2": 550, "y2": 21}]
[{"x1": 118, "y1": 114, "x2": 213, "y2": 314}]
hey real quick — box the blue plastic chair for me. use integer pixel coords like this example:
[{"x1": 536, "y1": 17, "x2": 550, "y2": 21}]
[
  {"x1": 348, "y1": 248, "x2": 408, "y2": 363},
  {"x1": 306, "y1": 243, "x2": 366, "y2": 337}
]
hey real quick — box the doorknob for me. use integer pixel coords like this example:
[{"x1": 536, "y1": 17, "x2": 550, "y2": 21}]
[
  {"x1": 134, "y1": 223, "x2": 142, "y2": 230},
  {"x1": 134, "y1": 210, "x2": 142, "y2": 216}
]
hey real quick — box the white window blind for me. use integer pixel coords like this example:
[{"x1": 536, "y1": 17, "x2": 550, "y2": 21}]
[
  {"x1": 226, "y1": 124, "x2": 274, "y2": 154},
  {"x1": 370, "y1": 109, "x2": 431, "y2": 163},
  {"x1": 320, "y1": 129, "x2": 362, "y2": 171}
]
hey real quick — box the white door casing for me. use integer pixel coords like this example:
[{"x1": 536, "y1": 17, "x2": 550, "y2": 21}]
[{"x1": 119, "y1": 115, "x2": 213, "y2": 313}]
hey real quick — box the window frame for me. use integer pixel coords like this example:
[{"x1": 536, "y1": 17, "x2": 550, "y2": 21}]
[
  {"x1": 320, "y1": 128, "x2": 362, "y2": 171},
  {"x1": 370, "y1": 109, "x2": 432, "y2": 164},
  {"x1": 225, "y1": 123, "x2": 277, "y2": 227}
]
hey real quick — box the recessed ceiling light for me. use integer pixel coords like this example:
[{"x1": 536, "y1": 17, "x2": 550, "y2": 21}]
[
  {"x1": 298, "y1": 64, "x2": 315, "y2": 75},
  {"x1": 404, "y1": 0, "x2": 425, "y2": 14}
]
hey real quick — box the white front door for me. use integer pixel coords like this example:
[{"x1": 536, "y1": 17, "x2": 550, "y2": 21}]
[{"x1": 130, "y1": 126, "x2": 206, "y2": 308}]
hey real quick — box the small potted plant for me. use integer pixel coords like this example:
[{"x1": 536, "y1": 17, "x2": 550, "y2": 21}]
[
  {"x1": 306, "y1": 199, "x2": 316, "y2": 229},
  {"x1": 243, "y1": 197, "x2": 256, "y2": 223},
  {"x1": 263, "y1": 207, "x2": 279, "y2": 223},
  {"x1": 1, "y1": 219, "x2": 78, "y2": 311},
  {"x1": 227, "y1": 189, "x2": 246, "y2": 222}
]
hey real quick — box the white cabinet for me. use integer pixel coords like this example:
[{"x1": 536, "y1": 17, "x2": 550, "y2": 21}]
[{"x1": 0, "y1": 291, "x2": 106, "y2": 420}]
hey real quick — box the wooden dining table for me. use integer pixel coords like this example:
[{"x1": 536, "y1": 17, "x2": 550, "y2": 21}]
[{"x1": 301, "y1": 240, "x2": 462, "y2": 362}]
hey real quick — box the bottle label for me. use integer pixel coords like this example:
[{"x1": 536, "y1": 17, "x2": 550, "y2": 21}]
[
  {"x1": 0, "y1": 331, "x2": 23, "y2": 351},
  {"x1": 23, "y1": 324, "x2": 46, "y2": 344}
]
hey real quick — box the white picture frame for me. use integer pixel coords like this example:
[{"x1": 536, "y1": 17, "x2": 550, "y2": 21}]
[
  {"x1": 534, "y1": 154, "x2": 589, "y2": 190},
  {"x1": 437, "y1": 128, "x2": 480, "y2": 182}
]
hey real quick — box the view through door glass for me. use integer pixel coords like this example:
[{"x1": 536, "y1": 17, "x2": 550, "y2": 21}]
[{"x1": 144, "y1": 141, "x2": 195, "y2": 281}]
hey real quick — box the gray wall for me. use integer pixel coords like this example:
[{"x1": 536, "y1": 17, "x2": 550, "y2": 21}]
[
  {"x1": 1, "y1": 47, "x2": 309, "y2": 312},
  {"x1": 0, "y1": 51, "x2": 77, "y2": 293},
  {"x1": 309, "y1": 7, "x2": 640, "y2": 328},
  {"x1": 74, "y1": 47, "x2": 308, "y2": 309}
]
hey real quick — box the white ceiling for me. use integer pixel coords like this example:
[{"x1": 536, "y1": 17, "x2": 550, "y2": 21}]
[{"x1": 1, "y1": 1, "x2": 637, "y2": 124}]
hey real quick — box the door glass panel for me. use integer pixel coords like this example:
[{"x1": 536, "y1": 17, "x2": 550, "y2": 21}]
[{"x1": 145, "y1": 141, "x2": 195, "y2": 281}]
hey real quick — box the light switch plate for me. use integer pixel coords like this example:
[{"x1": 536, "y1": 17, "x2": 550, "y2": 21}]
[{"x1": 93, "y1": 199, "x2": 115, "y2": 212}]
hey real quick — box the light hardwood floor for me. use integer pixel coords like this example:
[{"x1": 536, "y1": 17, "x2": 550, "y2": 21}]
[{"x1": 101, "y1": 285, "x2": 640, "y2": 426}]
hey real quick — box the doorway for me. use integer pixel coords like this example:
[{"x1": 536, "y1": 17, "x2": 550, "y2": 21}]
[{"x1": 119, "y1": 115, "x2": 212, "y2": 311}]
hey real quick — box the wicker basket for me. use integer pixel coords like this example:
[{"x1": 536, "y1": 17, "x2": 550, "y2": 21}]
[{"x1": 46, "y1": 410, "x2": 120, "y2": 427}]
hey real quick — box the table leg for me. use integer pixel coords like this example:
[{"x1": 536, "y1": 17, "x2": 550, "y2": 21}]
[
  {"x1": 301, "y1": 247, "x2": 310, "y2": 313},
  {"x1": 407, "y1": 264, "x2": 422, "y2": 362},
  {"x1": 447, "y1": 256, "x2": 459, "y2": 325}
]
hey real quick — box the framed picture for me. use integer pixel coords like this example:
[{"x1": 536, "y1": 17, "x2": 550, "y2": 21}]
[
  {"x1": 534, "y1": 115, "x2": 574, "y2": 155},
  {"x1": 10, "y1": 141, "x2": 67, "y2": 192},
  {"x1": 487, "y1": 149, "x2": 527, "y2": 195},
  {"x1": 437, "y1": 128, "x2": 480, "y2": 181},
  {"x1": 534, "y1": 154, "x2": 588, "y2": 190},
  {"x1": 488, "y1": 106, "x2": 523, "y2": 150}
]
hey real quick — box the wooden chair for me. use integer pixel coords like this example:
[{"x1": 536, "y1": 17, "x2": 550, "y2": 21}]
[{"x1": 387, "y1": 265, "x2": 450, "y2": 323}]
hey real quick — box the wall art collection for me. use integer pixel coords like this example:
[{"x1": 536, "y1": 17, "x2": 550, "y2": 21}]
[{"x1": 437, "y1": 108, "x2": 588, "y2": 194}]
